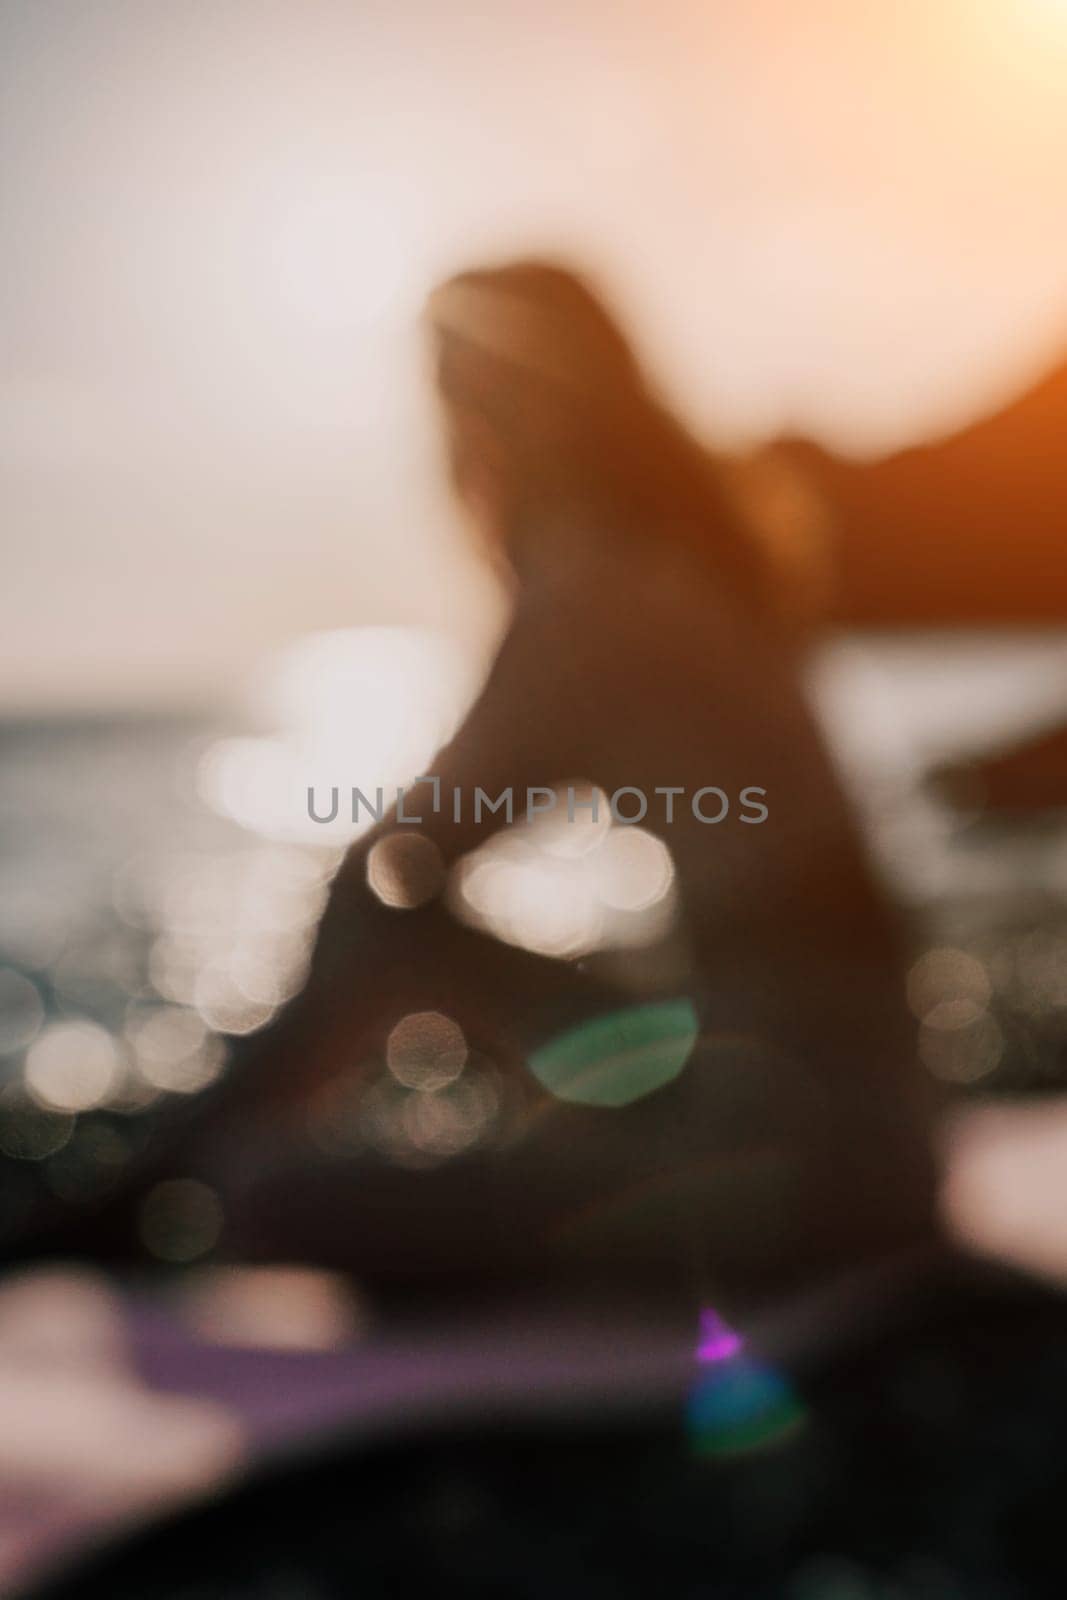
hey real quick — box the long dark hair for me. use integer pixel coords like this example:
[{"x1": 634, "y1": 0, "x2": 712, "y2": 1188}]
[{"x1": 428, "y1": 259, "x2": 779, "y2": 616}]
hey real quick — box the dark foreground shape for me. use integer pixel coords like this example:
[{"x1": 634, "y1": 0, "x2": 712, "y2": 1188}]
[{"x1": 20, "y1": 1259, "x2": 1067, "y2": 1600}]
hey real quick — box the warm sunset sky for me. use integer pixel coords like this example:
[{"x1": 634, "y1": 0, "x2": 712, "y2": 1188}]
[{"x1": 5, "y1": 0, "x2": 1067, "y2": 710}]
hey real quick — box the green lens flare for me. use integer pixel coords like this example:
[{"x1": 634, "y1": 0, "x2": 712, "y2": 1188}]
[{"x1": 527, "y1": 998, "x2": 699, "y2": 1107}]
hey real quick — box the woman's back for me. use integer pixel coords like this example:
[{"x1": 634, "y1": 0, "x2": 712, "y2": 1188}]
[{"x1": 16, "y1": 261, "x2": 938, "y2": 1308}]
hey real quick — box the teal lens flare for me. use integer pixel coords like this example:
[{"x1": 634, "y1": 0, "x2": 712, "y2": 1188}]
[
  {"x1": 687, "y1": 1358, "x2": 807, "y2": 1457},
  {"x1": 527, "y1": 998, "x2": 699, "y2": 1108}
]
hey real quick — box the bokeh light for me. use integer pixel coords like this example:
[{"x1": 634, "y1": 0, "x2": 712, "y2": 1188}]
[
  {"x1": 386, "y1": 1011, "x2": 468, "y2": 1091},
  {"x1": 359, "y1": 1067, "x2": 501, "y2": 1166},
  {"x1": 449, "y1": 790, "x2": 678, "y2": 959},
  {"x1": 367, "y1": 830, "x2": 446, "y2": 909},
  {"x1": 125, "y1": 1006, "x2": 227, "y2": 1095},
  {"x1": 198, "y1": 627, "x2": 481, "y2": 846},
  {"x1": 919, "y1": 1006, "x2": 1004, "y2": 1085},
  {"x1": 907, "y1": 947, "x2": 992, "y2": 1021},
  {"x1": 0, "y1": 1087, "x2": 74, "y2": 1163},
  {"x1": 590, "y1": 827, "x2": 675, "y2": 914},
  {"x1": 24, "y1": 1022, "x2": 122, "y2": 1114},
  {"x1": 139, "y1": 1179, "x2": 224, "y2": 1264}
]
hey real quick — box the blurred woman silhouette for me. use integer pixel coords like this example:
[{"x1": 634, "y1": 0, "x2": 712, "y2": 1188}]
[{"x1": 24, "y1": 262, "x2": 938, "y2": 1311}]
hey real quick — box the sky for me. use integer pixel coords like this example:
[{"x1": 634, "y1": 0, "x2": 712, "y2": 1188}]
[{"x1": 5, "y1": 0, "x2": 1067, "y2": 712}]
